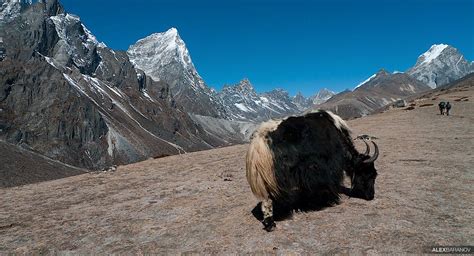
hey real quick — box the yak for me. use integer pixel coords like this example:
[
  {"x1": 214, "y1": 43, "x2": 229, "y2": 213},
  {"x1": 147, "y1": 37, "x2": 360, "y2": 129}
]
[{"x1": 246, "y1": 110, "x2": 379, "y2": 231}]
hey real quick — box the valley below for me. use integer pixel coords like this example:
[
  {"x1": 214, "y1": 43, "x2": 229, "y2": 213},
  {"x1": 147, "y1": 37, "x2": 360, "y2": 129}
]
[{"x1": 1, "y1": 84, "x2": 472, "y2": 254}]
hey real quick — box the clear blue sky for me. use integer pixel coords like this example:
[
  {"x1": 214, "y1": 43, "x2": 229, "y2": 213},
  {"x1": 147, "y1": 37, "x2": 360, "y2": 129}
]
[{"x1": 61, "y1": 0, "x2": 474, "y2": 96}]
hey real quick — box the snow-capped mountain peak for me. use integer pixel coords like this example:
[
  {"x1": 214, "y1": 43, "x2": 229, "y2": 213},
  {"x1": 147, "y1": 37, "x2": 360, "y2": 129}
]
[
  {"x1": 127, "y1": 27, "x2": 226, "y2": 118},
  {"x1": 418, "y1": 44, "x2": 448, "y2": 65},
  {"x1": 127, "y1": 27, "x2": 195, "y2": 81},
  {"x1": 151, "y1": 28, "x2": 191, "y2": 69},
  {"x1": 407, "y1": 44, "x2": 474, "y2": 88}
]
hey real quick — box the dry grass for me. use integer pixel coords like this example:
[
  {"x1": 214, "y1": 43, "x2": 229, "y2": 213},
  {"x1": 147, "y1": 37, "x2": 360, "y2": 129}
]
[{"x1": 0, "y1": 86, "x2": 473, "y2": 254}]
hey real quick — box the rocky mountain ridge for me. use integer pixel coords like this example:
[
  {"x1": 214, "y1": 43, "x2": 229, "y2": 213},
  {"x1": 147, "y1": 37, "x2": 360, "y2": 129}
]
[
  {"x1": 314, "y1": 69, "x2": 431, "y2": 119},
  {"x1": 311, "y1": 88, "x2": 336, "y2": 105},
  {"x1": 217, "y1": 79, "x2": 304, "y2": 121}
]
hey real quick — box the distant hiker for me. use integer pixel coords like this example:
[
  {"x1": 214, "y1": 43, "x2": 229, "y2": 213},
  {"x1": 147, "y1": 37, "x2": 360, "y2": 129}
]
[
  {"x1": 438, "y1": 101, "x2": 446, "y2": 115},
  {"x1": 445, "y1": 102, "x2": 452, "y2": 116}
]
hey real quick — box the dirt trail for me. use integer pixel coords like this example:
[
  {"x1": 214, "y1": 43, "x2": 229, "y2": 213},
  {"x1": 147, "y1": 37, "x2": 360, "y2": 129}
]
[{"x1": 0, "y1": 87, "x2": 473, "y2": 254}]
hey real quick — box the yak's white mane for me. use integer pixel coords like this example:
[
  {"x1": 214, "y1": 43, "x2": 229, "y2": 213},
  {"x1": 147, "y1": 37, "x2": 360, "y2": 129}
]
[
  {"x1": 246, "y1": 119, "x2": 283, "y2": 199},
  {"x1": 250, "y1": 119, "x2": 282, "y2": 140}
]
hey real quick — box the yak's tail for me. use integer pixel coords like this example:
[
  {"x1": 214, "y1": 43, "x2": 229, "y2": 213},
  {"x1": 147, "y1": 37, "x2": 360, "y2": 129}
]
[{"x1": 246, "y1": 120, "x2": 281, "y2": 200}]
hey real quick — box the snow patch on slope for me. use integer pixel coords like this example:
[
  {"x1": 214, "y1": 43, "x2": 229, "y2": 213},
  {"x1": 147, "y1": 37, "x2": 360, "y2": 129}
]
[{"x1": 234, "y1": 103, "x2": 251, "y2": 112}]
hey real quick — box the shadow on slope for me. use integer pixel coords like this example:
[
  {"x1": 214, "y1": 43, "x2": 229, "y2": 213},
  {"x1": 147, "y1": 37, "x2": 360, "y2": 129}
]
[
  {"x1": 250, "y1": 185, "x2": 360, "y2": 223},
  {"x1": 0, "y1": 141, "x2": 87, "y2": 188}
]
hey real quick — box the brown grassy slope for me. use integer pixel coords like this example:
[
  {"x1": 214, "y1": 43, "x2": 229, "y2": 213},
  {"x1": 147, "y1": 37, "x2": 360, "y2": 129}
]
[
  {"x1": 0, "y1": 141, "x2": 87, "y2": 188},
  {"x1": 0, "y1": 86, "x2": 473, "y2": 254},
  {"x1": 376, "y1": 73, "x2": 474, "y2": 114}
]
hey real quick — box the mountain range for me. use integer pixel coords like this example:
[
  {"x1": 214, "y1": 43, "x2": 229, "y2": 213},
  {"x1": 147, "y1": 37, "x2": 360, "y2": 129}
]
[
  {"x1": 0, "y1": 0, "x2": 473, "y2": 170},
  {"x1": 125, "y1": 27, "x2": 334, "y2": 121},
  {"x1": 314, "y1": 45, "x2": 474, "y2": 119},
  {"x1": 218, "y1": 79, "x2": 299, "y2": 121},
  {"x1": 0, "y1": 0, "x2": 247, "y2": 170},
  {"x1": 314, "y1": 69, "x2": 431, "y2": 119}
]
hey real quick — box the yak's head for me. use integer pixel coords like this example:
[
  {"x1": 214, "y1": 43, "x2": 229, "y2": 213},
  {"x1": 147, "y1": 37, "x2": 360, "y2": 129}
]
[{"x1": 351, "y1": 140, "x2": 379, "y2": 200}]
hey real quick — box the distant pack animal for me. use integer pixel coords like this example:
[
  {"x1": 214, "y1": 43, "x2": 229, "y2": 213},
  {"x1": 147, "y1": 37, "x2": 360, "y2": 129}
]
[{"x1": 246, "y1": 110, "x2": 379, "y2": 231}]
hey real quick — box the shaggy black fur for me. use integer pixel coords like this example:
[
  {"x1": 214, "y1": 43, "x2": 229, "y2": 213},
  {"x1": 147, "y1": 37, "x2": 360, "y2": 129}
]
[{"x1": 267, "y1": 111, "x2": 378, "y2": 212}]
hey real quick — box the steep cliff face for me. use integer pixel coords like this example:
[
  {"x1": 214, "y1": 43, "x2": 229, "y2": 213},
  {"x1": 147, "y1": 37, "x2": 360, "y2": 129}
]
[
  {"x1": 0, "y1": 0, "x2": 238, "y2": 170},
  {"x1": 0, "y1": 57, "x2": 109, "y2": 168},
  {"x1": 0, "y1": 1, "x2": 110, "y2": 168}
]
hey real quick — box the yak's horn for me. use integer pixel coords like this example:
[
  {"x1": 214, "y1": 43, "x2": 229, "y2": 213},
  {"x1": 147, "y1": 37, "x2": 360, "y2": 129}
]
[
  {"x1": 364, "y1": 141, "x2": 379, "y2": 163},
  {"x1": 363, "y1": 140, "x2": 370, "y2": 155}
]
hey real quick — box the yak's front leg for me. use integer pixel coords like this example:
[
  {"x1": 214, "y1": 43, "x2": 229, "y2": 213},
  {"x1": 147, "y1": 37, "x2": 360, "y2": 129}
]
[{"x1": 261, "y1": 198, "x2": 276, "y2": 231}]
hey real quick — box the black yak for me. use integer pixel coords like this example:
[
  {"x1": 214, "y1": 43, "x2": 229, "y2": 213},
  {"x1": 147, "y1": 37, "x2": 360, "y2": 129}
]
[{"x1": 246, "y1": 110, "x2": 379, "y2": 231}]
